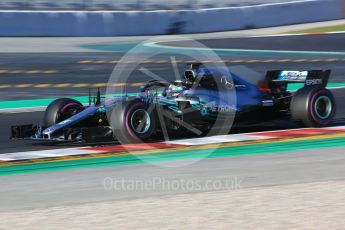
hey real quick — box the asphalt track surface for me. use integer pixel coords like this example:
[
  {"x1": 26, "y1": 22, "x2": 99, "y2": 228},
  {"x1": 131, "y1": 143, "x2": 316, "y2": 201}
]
[
  {"x1": 1, "y1": 33, "x2": 345, "y2": 101},
  {"x1": 1, "y1": 33, "x2": 345, "y2": 211},
  {"x1": 1, "y1": 146, "x2": 345, "y2": 211}
]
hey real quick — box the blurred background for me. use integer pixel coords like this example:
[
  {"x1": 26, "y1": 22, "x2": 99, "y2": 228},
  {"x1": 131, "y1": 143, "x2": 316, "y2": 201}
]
[{"x1": 0, "y1": 0, "x2": 289, "y2": 11}]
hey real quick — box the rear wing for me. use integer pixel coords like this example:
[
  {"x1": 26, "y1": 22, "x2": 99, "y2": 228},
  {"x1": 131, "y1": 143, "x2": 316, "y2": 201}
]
[{"x1": 265, "y1": 70, "x2": 331, "y2": 88}]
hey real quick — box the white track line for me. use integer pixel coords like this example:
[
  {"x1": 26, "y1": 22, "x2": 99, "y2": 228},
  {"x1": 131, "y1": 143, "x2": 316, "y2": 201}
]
[
  {"x1": 248, "y1": 31, "x2": 345, "y2": 38},
  {"x1": 0, "y1": 148, "x2": 97, "y2": 161},
  {"x1": 166, "y1": 126, "x2": 345, "y2": 145},
  {"x1": 166, "y1": 134, "x2": 269, "y2": 146}
]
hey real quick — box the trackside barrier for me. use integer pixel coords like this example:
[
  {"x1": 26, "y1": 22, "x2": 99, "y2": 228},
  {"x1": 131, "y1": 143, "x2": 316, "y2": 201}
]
[{"x1": 0, "y1": 0, "x2": 343, "y2": 36}]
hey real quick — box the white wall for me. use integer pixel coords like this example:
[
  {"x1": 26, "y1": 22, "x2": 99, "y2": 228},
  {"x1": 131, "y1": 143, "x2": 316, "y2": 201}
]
[{"x1": 0, "y1": 0, "x2": 343, "y2": 36}]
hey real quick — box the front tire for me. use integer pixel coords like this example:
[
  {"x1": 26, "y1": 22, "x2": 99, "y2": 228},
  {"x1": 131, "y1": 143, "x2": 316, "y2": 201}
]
[
  {"x1": 110, "y1": 100, "x2": 157, "y2": 144},
  {"x1": 290, "y1": 86, "x2": 336, "y2": 127},
  {"x1": 43, "y1": 98, "x2": 83, "y2": 127}
]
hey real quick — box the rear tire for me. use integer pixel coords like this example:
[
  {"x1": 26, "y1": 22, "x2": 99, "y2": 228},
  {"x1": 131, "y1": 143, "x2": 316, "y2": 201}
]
[
  {"x1": 43, "y1": 98, "x2": 83, "y2": 127},
  {"x1": 110, "y1": 100, "x2": 157, "y2": 144},
  {"x1": 290, "y1": 86, "x2": 336, "y2": 127}
]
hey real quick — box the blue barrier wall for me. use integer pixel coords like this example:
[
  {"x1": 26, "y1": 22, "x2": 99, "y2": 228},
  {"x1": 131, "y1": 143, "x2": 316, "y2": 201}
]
[{"x1": 0, "y1": 0, "x2": 343, "y2": 36}]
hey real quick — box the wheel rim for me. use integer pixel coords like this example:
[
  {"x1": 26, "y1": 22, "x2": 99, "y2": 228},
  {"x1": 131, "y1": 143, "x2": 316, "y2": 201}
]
[
  {"x1": 314, "y1": 96, "x2": 332, "y2": 120},
  {"x1": 58, "y1": 103, "x2": 80, "y2": 122},
  {"x1": 130, "y1": 109, "x2": 151, "y2": 134}
]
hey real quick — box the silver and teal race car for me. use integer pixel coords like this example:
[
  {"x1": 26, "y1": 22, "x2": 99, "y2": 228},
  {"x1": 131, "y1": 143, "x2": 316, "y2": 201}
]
[{"x1": 11, "y1": 64, "x2": 336, "y2": 143}]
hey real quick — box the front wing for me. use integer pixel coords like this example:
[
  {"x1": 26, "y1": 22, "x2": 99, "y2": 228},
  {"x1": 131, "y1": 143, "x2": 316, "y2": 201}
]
[{"x1": 10, "y1": 124, "x2": 114, "y2": 143}]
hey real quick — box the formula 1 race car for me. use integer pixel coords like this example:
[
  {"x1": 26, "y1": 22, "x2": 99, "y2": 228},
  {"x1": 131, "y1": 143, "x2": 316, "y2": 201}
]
[{"x1": 11, "y1": 64, "x2": 336, "y2": 143}]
